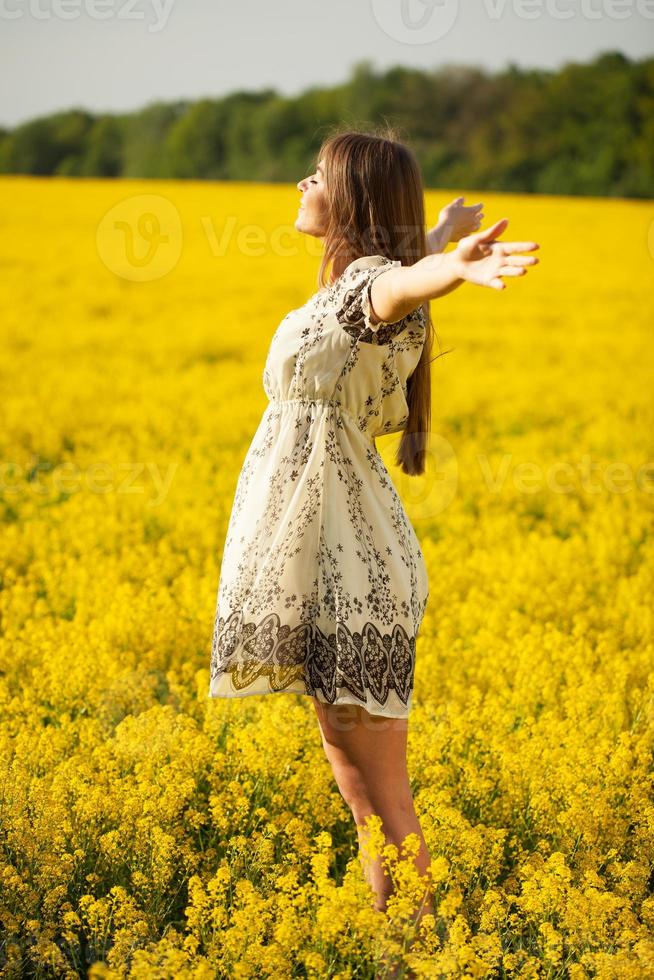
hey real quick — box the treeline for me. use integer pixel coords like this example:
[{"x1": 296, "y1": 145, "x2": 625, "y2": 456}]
[{"x1": 1, "y1": 51, "x2": 652, "y2": 197}]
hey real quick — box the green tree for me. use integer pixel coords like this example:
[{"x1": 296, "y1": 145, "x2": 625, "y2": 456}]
[
  {"x1": 165, "y1": 99, "x2": 228, "y2": 179},
  {"x1": 121, "y1": 101, "x2": 188, "y2": 178},
  {"x1": 81, "y1": 116, "x2": 125, "y2": 177},
  {"x1": 0, "y1": 52, "x2": 652, "y2": 196}
]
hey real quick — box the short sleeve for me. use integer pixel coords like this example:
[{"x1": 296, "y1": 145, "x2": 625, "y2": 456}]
[{"x1": 334, "y1": 255, "x2": 426, "y2": 345}]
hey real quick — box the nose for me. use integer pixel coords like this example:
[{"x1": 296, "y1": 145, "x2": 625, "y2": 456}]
[{"x1": 297, "y1": 177, "x2": 307, "y2": 192}]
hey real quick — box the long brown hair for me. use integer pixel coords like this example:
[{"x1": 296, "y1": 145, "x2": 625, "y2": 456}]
[{"x1": 313, "y1": 124, "x2": 450, "y2": 477}]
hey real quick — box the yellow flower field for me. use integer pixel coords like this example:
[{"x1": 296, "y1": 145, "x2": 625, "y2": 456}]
[{"x1": 0, "y1": 175, "x2": 653, "y2": 978}]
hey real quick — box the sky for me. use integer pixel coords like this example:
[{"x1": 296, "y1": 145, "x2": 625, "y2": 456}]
[{"x1": 1, "y1": 0, "x2": 653, "y2": 128}]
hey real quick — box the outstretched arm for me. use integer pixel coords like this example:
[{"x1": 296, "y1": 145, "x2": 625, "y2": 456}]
[{"x1": 370, "y1": 218, "x2": 540, "y2": 325}]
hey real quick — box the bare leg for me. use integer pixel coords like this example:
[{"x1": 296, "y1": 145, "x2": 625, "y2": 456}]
[{"x1": 311, "y1": 697, "x2": 435, "y2": 927}]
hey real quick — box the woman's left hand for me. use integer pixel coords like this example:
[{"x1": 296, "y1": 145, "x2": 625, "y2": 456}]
[{"x1": 453, "y1": 217, "x2": 540, "y2": 290}]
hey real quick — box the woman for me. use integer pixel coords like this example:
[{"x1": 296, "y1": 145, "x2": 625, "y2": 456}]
[{"x1": 209, "y1": 128, "x2": 539, "y2": 952}]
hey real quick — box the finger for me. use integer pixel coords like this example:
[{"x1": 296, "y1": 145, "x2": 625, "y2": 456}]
[
  {"x1": 497, "y1": 266, "x2": 529, "y2": 276},
  {"x1": 476, "y1": 218, "x2": 509, "y2": 241},
  {"x1": 503, "y1": 254, "x2": 539, "y2": 266},
  {"x1": 500, "y1": 241, "x2": 540, "y2": 253}
]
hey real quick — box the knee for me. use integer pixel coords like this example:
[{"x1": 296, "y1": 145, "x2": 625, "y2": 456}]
[{"x1": 331, "y1": 763, "x2": 375, "y2": 824}]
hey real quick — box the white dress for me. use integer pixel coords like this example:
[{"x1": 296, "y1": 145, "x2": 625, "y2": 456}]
[{"x1": 208, "y1": 254, "x2": 430, "y2": 718}]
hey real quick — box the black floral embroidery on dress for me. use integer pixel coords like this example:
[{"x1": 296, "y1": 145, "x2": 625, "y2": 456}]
[
  {"x1": 334, "y1": 258, "x2": 427, "y2": 346},
  {"x1": 211, "y1": 610, "x2": 417, "y2": 709}
]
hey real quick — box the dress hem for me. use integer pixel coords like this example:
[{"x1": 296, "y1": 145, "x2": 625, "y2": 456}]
[{"x1": 207, "y1": 675, "x2": 412, "y2": 720}]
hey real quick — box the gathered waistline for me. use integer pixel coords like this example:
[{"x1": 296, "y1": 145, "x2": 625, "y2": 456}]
[{"x1": 267, "y1": 397, "x2": 376, "y2": 444}]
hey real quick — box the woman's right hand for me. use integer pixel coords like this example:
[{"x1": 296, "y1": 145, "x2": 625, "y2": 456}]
[
  {"x1": 453, "y1": 218, "x2": 540, "y2": 290},
  {"x1": 427, "y1": 196, "x2": 484, "y2": 253}
]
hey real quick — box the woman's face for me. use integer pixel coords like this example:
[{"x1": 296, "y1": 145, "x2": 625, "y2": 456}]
[{"x1": 295, "y1": 158, "x2": 328, "y2": 237}]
